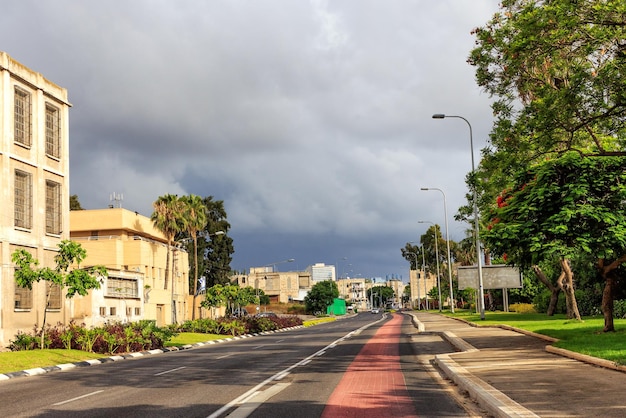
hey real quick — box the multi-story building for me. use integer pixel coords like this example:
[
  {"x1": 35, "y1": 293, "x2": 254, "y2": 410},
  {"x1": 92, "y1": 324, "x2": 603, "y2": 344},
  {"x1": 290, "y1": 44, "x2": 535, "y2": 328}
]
[
  {"x1": 233, "y1": 266, "x2": 311, "y2": 306},
  {"x1": 70, "y1": 208, "x2": 189, "y2": 327},
  {"x1": 307, "y1": 263, "x2": 335, "y2": 282},
  {"x1": 336, "y1": 278, "x2": 368, "y2": 311},
  {"x1": 409, "y1": 269, "x2": 438, "y2": 309},
  {"x1": 0, "y1": 51, "x2": 71, "y2": 347}
]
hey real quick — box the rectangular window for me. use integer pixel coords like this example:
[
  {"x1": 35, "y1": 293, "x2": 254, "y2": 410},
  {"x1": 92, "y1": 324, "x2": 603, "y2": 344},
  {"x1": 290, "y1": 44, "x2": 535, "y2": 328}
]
[
  {"x1": 45, "y1": 104, "x2": 60, "y2": 158},
  {"x1": 99, "y1": 307, "x2": 106, "y2": 316},
  {"x1": 126, "y1": 307, "x2": 132, "y2": 316},
  {"x1": 14, "y1": 87, "x2": 31, "y2": 146},
  {"x1": 14, "y1": 284, "x2": 33, "y2": 310},
  {"x1": 110, "y1": 307, "x2": 116, "y2": 316},
  {"x1": 15, "y1": 170, "x2": 32, "y2": 229},
  {"x1": 47, "y1": 283, "x2": 62, "y2": 310},
  {"x1": 106, "y1": 277, "x2": 139, "y2": 298},
  {"x1": 134, "y1": 307, "x2": 141, "y2": 316},
  {"x1": 45, "y1": 180, "x2": 62, "y2": 234}
]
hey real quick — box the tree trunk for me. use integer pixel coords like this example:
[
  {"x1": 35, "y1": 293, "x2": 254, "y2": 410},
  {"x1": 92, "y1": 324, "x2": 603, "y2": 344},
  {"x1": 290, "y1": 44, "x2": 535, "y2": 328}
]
[
  {"x1": 559, "y1": 258, "x2": 581, "y2": 321},
  {"x1": 532, "y1": 265, "x2": 561, "y2": 316},
  {"x1": 164, "y1": 240, "x2": 171, "y2": 290},
  {"x1": 601, "y1": 276, "x2": 615, "y2": 332},
  {"x1": 597, "y1": 255, "x2": 626, "y2": 332}
]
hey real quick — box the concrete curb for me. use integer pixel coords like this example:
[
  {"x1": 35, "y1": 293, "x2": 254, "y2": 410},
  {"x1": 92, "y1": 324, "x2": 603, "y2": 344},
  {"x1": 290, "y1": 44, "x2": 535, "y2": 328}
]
[{"x1": 0, "y1": 325, "x2": 304, "y2": 381}]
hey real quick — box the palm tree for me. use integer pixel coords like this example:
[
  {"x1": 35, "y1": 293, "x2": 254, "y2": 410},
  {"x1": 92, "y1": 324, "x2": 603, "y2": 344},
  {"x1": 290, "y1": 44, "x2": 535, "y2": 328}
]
[
  {"x1": 181, "y1": 194, "x2": 208, "y2": 320},
  {"x1": 151, "y1": 194, "x2": 184, "y2": 291}
]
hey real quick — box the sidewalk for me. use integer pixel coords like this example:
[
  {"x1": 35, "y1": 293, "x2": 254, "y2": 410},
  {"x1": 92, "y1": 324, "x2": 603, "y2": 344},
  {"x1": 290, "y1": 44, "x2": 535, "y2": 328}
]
[{"x1": 409, "y1": 311, "x2": 626, "y2": 418}]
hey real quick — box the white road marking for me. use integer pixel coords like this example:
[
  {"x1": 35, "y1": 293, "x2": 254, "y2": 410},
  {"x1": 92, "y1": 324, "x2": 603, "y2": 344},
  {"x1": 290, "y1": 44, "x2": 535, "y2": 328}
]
[
  {"x1": 53, "y1": 390, "x2": 104, "y2": 406},
  {"x1": 154, "y1": 366, "x2": 186, "y2": 376},
  {"x1": 207, "y1": 318, "x2": 382, "y2": 418}
]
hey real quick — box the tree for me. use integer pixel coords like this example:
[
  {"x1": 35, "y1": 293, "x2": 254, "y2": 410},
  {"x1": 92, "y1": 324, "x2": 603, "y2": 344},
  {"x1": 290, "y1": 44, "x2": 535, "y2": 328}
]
[
  {"x1": 195, "y1": 197, "x2": 233, "y2": 287},
  {"x1": 180, "y1": 195, "x2": 208, "y2": 320},
  {"x1": 469, "y1": 0, "x2": 626, "y2": 164},
  {"x1": 12, "y1": 240, "x2": 107, "y2": 349},
  {"x1": 305, "y1": 281, "x2": 339, "y2": 314},
  {"x1": 151, "y1": 194, "x2": 185, "y2": 291},
  {"x1": 69, "y1": 194, "x2": 84, "y2": 210},
  {"x1": 483, "y1": 152, "x2": 626, "y2": 329},
  {"x1": 367, "y1": 285, "x2": 394, "y2": 308}
]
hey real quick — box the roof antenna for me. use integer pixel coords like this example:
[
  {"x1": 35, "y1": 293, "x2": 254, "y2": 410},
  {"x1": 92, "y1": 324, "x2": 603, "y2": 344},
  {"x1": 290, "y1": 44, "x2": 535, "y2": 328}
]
[{"x1": 110, "y1": 192, "x2": 123, "y2": 208}]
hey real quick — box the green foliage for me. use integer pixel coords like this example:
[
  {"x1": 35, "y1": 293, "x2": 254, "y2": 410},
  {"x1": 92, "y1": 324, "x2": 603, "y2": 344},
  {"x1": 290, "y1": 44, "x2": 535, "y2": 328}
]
[
  {"x1": 305, "y1": 280, "x2": 339, "y2": 314},
  {"x1": 509, "y1": 303, "x2": 536, "y2": 314},
  {"x1": 613, "y1": 300, "x2": 626, "y2": 319},
  {"x1": 8, "y1": 332, "x2": 39, "y2": 351},
  {"x1": 11, "y1": 241, "x2": 106, "y2": 349}
]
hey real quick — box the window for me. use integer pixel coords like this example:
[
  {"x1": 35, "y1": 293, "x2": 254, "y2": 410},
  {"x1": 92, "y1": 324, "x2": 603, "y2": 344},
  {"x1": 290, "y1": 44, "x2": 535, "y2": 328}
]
[
  {"x1": 45, "y1": 104, "x2": 60, "y2": 158},
  {"x1": 99, "y1": 307, "x2": 106, "y2": 316},
  {"x1": 47, "y1": 283, "x2": 62, "y2": 310},
  {"x1": 14, "y1": 284, "x2": 33, "y2": 310},
  {"x1": 46, "y1": 181, "x2": 62, "y2": 234},
  {"x1": 134, "y1": 307, "x2": 141, "y2": 316},
  {"x1": 15, "y1": 170, "x2": 32, "y2": 229},
  {"x1": 14, "y1": 87, "x2": 31, "y2": 146},
  {"x1": 106, "y1": 277, "x2": 139, "y2": 298},
  {"x1": 110, "y1": 307, "x2": 116, "y2": 316}
]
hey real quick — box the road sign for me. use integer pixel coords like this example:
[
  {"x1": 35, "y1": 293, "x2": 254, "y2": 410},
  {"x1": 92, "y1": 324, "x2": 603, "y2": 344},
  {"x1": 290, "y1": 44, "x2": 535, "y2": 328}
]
[{"x1": 457, "y1": 265, "x2": 522, "y2": 290}]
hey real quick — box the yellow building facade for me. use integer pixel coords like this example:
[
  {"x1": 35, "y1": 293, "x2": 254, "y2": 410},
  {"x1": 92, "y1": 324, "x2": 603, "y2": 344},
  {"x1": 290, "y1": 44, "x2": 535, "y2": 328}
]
[
  {"x1": 0, "y1": 52, "x2": 71, "y2": 347},
  {"x1": 70, "y1": 208, "x2": 189, "y2": 327}
]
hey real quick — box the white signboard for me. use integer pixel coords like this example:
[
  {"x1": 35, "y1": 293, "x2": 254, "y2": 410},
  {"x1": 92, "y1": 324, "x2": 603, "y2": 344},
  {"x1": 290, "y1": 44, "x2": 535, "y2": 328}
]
[{"x1": 457, "y1": 265, "x2": 522, "y2": 290}]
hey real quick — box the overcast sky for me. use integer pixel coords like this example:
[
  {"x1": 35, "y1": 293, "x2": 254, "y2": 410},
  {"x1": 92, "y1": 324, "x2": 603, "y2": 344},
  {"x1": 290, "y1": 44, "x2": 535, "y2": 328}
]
[{"x1": 2, "y1": 0, "x2": 500, "y2": 280}]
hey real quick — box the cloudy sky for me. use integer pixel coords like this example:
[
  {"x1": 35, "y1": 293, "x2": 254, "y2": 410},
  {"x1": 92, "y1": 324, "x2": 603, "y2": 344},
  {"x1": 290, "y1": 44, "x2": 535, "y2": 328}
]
[{"x1": 2, "y1": 0, "x2": 500, "y2": 280}]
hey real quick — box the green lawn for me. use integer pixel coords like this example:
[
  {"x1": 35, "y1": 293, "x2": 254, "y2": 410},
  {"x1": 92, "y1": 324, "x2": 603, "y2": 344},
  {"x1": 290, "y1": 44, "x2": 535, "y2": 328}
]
[
  {"x1": 0, "y1": 349, "x2": 109, "y2": 375},
  {"x1": 444, "y1": 311, "x2": 626, "y2": 365}
]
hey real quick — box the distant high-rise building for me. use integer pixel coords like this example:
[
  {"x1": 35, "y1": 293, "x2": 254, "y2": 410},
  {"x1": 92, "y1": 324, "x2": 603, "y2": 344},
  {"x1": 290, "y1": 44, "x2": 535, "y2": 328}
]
[{"x1": 307, "y1": 263, "x2": 336, "y2": 282}]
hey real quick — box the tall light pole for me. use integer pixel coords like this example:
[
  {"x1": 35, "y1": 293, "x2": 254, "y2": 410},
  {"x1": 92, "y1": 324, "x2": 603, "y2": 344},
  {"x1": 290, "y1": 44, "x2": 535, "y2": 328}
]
[
  {"x1": 432, "y1": 113, "x2": 484, "y2": 319},
  {"x1": 418, "y1": 221, "x2": 442, "y2": 312},
  {"x1": 420, "y1": 191, "x2": 455, "y2": 313},
  {"x1": 407, "y1": 251, "x2": 421, "y2": 310},
  {"x1": 264, "y1": 258, "x2": 295, "y2": 272}
]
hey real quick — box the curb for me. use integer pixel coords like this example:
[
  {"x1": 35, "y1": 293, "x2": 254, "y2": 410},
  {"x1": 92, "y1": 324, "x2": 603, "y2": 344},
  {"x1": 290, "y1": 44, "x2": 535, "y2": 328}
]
[{"x1": 0, "y1": 325, "x2": 304, "y2": 381}]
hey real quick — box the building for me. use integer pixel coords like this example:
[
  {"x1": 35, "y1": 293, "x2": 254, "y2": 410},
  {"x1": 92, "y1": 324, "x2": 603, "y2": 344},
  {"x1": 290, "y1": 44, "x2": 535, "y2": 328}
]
[
  {"x1": 0, "y1": 52, "x2": 71, "y2": 347},
  {"x1": 307, "y1": 263, "x2": 336, "y2": 282},
  {"x1": 409, "y1": 269, "x2": 438, "y2": 309},
  {"x1": 336, "y1": 278, "x2": 368, "y2": 311},
  {"x1": 233, "y1": 266, "x2": 311, "y2": 307},
  {"x1": 70, "y1": 208, "x2": 189, "y2": 327}
]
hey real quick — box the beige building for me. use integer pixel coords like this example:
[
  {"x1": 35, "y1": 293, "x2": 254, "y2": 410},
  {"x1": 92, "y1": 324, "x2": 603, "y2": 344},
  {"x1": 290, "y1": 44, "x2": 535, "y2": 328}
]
[
  {"x1": 0, "y1": 52, "x2": 71, "y2": 347},
  {"x1": 336, "y1": 278, "x2": 368, "y2": 311},
  {"x1": 233, "y1": 266, "x2": 311, "y2": 307},
  {"x1": 409, "y1": 269, "x2": 438, "y2": 309},
  {"x1": 70, "y1": 208, "x2": 190, "y2": 327}
]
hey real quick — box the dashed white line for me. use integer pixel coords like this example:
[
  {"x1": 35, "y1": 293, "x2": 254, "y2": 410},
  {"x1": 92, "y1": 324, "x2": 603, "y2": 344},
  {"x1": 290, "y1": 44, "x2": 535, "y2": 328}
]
[{"x1": 53, "y1": 390, "x2": 104, "y2": 406}]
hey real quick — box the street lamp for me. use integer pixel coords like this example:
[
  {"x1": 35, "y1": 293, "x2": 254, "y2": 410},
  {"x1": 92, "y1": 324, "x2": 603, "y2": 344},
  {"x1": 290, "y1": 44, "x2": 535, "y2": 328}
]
[
  {"x1": 417, "y1": 221, "x2": 442, "y2": 312},
  {"x1": 432, "y1": 113, "x2": 484, "y2": 319},
  {"x1": 264, "y1": 258, "x2": 295, "y2": 272},
  {"x1": 420, "y1": 191, "x2": 455, "y2": 313},
  {"x1": 406, "y1": 251, "x2": 421, "y2": 310}
]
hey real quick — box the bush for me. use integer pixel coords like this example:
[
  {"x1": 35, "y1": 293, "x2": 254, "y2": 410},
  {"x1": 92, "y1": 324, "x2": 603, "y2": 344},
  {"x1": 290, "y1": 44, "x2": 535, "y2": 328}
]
[
  {"x1": 9, "y1": 331, "x2": 38, "y2": 351},
  {"x1": 10, "y1": 321, "x2": 174, "y2": 354},
  {"x1": 614, "y1": 300, "x2": 626, "y2": 319},
  {"x1": 509, "y1": 303, "x2": 536, "y2": 314}
]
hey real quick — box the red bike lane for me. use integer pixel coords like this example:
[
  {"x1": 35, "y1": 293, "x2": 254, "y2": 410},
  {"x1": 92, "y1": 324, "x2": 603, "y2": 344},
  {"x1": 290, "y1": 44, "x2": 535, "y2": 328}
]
[{"x1": 321, "y1": 313, "x2": 418, "y2": 418}]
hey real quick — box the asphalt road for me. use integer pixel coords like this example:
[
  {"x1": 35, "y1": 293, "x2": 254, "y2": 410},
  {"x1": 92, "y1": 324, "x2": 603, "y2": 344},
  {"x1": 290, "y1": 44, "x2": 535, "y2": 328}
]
[{"x1": 0, "y1": 313, "x2": 474, "y2": 417}]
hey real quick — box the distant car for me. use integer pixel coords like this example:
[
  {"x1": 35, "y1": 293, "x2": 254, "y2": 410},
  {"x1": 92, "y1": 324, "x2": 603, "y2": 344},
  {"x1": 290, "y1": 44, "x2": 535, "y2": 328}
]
[
  {"x1": 256, "y1": 312, "x2": 278, "y2": 318},
  {"x1": 371, "y1": 308, "x2": 380, "y2": 314}
]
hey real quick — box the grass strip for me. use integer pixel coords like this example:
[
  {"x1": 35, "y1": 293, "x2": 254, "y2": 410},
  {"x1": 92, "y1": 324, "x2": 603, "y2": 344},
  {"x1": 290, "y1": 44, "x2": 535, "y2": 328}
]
[{"x1": 445, "y1": 311, "x2": 626, "y2": 365}]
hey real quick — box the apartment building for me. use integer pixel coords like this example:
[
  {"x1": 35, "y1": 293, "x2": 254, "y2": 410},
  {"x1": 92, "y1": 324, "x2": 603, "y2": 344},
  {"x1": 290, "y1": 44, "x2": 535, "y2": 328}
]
[
  {"x1": 234, "y1": 266, "x2": 311, "y2": 305},
  {"x1": 0, "y1": 52, "x2": 71, "y2": 347},
  {"x1": 70, "y1": 208, "x2": 190, "y2": 327}
]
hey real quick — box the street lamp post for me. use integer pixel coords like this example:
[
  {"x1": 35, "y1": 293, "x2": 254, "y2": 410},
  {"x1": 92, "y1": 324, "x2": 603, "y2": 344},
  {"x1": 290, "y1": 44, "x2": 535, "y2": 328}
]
[
  {"x1": 418, "y1": 221, "x2": 443, "y2": 312},
  {"x1": 420, "y1": 191, "x2": 455, "y2": 313},
  {"x1": 264, "y1": 258, "x2": 295, "y2": 272},
  {"x1": 432, "y1": 113, "x2": 484, "y2": 319}
]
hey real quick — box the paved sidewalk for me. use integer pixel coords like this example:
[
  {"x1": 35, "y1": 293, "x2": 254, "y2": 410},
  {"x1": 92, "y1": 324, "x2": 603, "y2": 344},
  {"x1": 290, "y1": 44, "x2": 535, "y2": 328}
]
[{"x1": 409, "y1": 312, "x2": 626, "y2": 418}]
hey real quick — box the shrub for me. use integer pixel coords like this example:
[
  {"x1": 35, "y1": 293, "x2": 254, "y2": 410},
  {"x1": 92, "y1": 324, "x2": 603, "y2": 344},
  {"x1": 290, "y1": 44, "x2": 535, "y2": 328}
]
[
  {"x1": 509, "y1": 303, "x2": 536, "y2": 314},
  {"x1": 614, "y1": 300, "x2": 626, "y2": 319},
  {"x1": 9, "y1": 331, "x2": 38, "y2": 351}
]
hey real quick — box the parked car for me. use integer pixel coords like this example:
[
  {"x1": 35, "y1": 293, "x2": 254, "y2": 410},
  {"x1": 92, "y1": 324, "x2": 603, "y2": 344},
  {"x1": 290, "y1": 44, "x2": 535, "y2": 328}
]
[
  {"x1": 255, "y1": 312, "x2": 278, "y2": 318},
  {"x1": 231, "y1": 308, "x2": 249, "y2": 317},
  {"x1": 371, "y1": 308, "x2": 380, "y2": 314}
]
